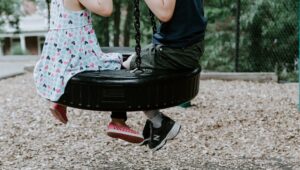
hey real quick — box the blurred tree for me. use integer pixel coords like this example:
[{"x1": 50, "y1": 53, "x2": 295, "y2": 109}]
[
  {"x1": 92, "y1": 15, "x2": 111, "y2": 46},
  {"x1": 92, "y1": 1, "x2": 153, "y2": 47},
  {"x1": 27, "y1": 0, "x2": 50, "y2": 28},
  {"x1": 201, "y1": 0, "x2": 297, "y2": 76},
  {"x1": 123, "y1": 1, "x2": 134, "y2": 46},
  {"x1": 200, "y1": 0, "x2": 236, "y2": 71},
  {"x1": 113, "y1": 0, "x2": 121, "y2": 46},
  {"x1": 240, "y1": 0, "x2": 298, "y2": 72},
  {"x1": 0, "y1": 0, "x2": 20, "y2": 32},
  {"x1": 45, "y1": 0, "x2": 51, "y2": 28}
]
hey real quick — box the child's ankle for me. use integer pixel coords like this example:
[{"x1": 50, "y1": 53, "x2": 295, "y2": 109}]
[{"x1": 111, "y1": 118, "x2": 127, "y2": 126}]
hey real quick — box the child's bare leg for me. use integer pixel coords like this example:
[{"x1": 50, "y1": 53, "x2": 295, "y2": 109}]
[
  {"x1": 122, "y1": 54, "x2": 135, "y2": 69},
  {"x1": 144, "y1": 110, "x2": 163, "y2": 128},
  {"x1": 50, "y1": 103, "x2": 68, "y2": 124},
  {"x1": 111, "y1": 118, "x2": 127, "y2": 126}
]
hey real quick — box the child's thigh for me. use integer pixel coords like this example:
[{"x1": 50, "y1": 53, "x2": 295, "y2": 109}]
[
  {"x1": 130, "y1": 41, "x2": 204, "y2": 70},
  {"x1": 155, "y1": 41, "x2": 204, "y2": 70},
  {"x1": 130, "y1": 44, "x2": 156, "y2": 69}
]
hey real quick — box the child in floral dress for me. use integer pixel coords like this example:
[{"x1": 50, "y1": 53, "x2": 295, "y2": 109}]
[{"x1": 33, "y1": 0, "x2": 143, "y2": 143}]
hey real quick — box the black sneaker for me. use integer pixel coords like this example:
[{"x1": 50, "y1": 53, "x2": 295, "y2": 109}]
[
  {"x1": 139, "y1": 120, "x2": 151, "y2": 146},
  {"x1": 148, "y1": 115, "x2": 181, "y2": 151}
]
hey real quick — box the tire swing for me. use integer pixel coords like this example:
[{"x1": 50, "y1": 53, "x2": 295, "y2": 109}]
[{"x1": 57, "y1": 0, "x2": 201, "y2": 111}]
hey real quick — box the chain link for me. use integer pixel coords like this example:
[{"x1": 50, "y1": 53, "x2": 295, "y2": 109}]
[
  {"x1": 149, "y1": 10, "x2": 157, "y2": 33},
  {"x1": 133, "y1": 1, "x2": 157, "y2": 70},
  {"x1": 133, "y1": 0, "x2": 141, "y2": 70}
]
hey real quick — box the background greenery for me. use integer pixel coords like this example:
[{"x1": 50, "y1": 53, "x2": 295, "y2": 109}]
[
  {"x1": 0, "y1": 0, "x2": 20, "y2": 32},
  {"x1": 0, "y1": 0, "x2": 298, "y2": 82},
  {"x1": 204, "y1": 0, "x2": 298, "y2": 82}
]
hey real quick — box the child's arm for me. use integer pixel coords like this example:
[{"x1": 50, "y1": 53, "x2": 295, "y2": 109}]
[
  {"x1": 144, "y1": 0, "x2": 176, "y2": 22},
  {"x1": 78, "y1": 0, "x2": 113, "y2": 17}
]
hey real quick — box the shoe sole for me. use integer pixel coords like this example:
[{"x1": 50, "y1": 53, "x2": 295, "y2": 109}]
[
  {"x1": 139, "y1": 138, "x2": 150, "y2": 146},
  {"x1": 107, "y1": 132, "x2": 144, "y2": 144},
  {"x1": 152, "y1": 123, "x2": 181, "y2": 151},
  {"x1": 50, "y1": 108, "x2": 67, "y2": 124}
]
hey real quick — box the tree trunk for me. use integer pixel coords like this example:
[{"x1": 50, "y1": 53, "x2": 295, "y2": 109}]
[
  {"x1": 113, "y1": 0, "x2": 121, "y2": 46},
  {"x1": 123, "y1": 2, "x2": 133, "y2": 47},
  {"x1": 103, "y1": 18, "x2": 110, "y2": 46},
  {"x1": 46, "y1": 0, "x2": 51, "y2": 29},
  {"x1": 249, "y1": 16, "x2": 263, "y2": 72}
]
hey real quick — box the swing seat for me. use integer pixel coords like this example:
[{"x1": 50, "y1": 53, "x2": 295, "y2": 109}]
[{"x1": 57, "y1": 47, "x2": 201, "y2": 111}]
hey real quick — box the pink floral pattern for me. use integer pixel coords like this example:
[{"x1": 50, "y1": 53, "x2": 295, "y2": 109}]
[{"x1": 34, "y1": 0, "x2": 122, "y2": 101}]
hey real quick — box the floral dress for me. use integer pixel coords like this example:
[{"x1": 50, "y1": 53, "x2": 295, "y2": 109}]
[{"x1": 34, "y1": 0, "x2": 122, "y2": 102}]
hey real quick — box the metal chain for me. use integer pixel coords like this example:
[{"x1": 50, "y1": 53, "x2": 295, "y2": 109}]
[
  {"x1": 133, "y1": 1, "x2": 157, "y2": 71},
  {"x1": 133, "y1": 0, "x2": 141, "y2": 70},
  {"x1": 149, "y1": 10, "x2": 157, "y2": 33}
]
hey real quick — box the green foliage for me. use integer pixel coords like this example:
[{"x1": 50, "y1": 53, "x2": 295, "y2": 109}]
[
  {"x1": 202, "y1": 0, "x2": 298, "y2": 82},
  {"x1": 91, "y1": 0, "x2": 298, "y2": 82},
  {"x1": 278, "y1": 68, "x2": 298, "y2": 83},
  {"x1": 201, "y1": 0, "x2": 236, "y2": 72},
  {"x1": 0, "y1": 0, "x2": 20, "y2": 31},
  {"x1": 240, "y1": 0, "x2": 297, "y2": 72}
]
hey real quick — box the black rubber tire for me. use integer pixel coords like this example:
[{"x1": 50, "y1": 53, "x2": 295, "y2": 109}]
[
  {"x1": 57, "y1": 68, "x2": 200, "y2": 111},
  {"x1": 56, "y1": 47, "x2": 201, "y2": 111}
]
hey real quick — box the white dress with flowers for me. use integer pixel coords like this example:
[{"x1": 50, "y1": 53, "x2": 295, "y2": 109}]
[{"x1": 34, "y1": 0, "x2": 122, "y2": 101}]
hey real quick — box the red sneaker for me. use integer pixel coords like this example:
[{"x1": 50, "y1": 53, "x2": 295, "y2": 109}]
[
  {"x1": 107, "y1": 122, "x2": 144, "y2": 143},
  {"x1": 49, "y1": 103, "x2": 68, "y2": 124}
]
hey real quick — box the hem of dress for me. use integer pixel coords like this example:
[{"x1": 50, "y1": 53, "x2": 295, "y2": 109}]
[{"x1": 35, "y1": 69, "x2": 99, "y2": 102}]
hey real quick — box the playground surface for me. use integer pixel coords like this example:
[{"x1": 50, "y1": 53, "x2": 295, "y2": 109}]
[
  {"x1": 0, "y1": 73, "x2": 299, "y2": 169},
  {"x1": 0, "y1": 55, "x2": 38, "y2": 80}
]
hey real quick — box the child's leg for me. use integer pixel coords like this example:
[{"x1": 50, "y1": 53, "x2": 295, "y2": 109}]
[
  {"x1": 122, "y1": 54, "x2": 134, "y2": 69},
  {"x1": 144, "y1": 110, "x2": 163, "y2": 128},
  {"x1": 123, "y1": 44, "x2": 156, "y2": 70},
  {"x1": 107, "y1": 111, "x2": 143, "y2": 143},
  {"x1": 143, "y1": 110, "x2": 181, "y2": 151},
  {"x1": 110, "y1": 111, "x2": 128, "y2": 125},
  {"x1": 50, "y1": 103, "x2": 68, "y2": 124}
]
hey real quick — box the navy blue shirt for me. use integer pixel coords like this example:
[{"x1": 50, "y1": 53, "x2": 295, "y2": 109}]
[{"x1": 153, "y1": 0, "x2": 207, "y2": 48}]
